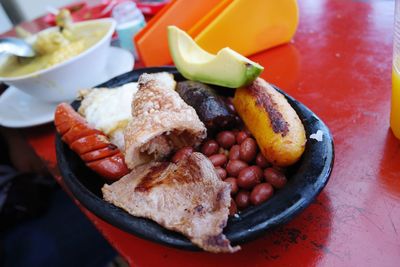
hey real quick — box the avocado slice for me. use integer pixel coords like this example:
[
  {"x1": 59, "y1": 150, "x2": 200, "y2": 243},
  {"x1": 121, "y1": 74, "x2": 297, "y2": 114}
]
[{"x1": 167, "y1": 26, "x2": 264, "y2": 88}]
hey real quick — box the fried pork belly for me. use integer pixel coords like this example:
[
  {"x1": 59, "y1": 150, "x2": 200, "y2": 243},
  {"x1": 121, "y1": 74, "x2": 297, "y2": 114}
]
[
  {"x1": 102, "y1": 152, "x2": 240, "y2": 253},
  {"x1": 78, "y1": 82, "x2": 138, "y2": 150},
  {"x1": 124, "y1": 72, "x2": 207, "y2": 169}
]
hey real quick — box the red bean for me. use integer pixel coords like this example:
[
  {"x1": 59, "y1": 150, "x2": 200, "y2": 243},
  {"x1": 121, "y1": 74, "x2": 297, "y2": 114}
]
[
  {"x1": 256, "y1": 152, "x2": 270, "y2": 168},
  {"x1": 171, "y1": 147, "x2": 194, "y2": 163},
  {"x1": 226, "y1": 160, "x2": 248, "y2": 177},
  {"x1": 201, "y1": 140, "x2": 219, "y2": 156},
  {"x1": 263, "y1": 168, "x2": 287, "y2": 189},
  {"x1": 254, "y1": 166, "x2": 264, "y2": 178},
  {"x1": 237, "y1": 166, "x2": 262, "y2": 189},
  {"x1": 224, "y1": 177, "x2": 239, "y2": 195},
  {"x1": 216, "y1": 131, "x2": 236, "y2": 149},
  {"x1": 215, "y1": 167, "x2": 227, "y2": 180},
  {"x1": 239, "y1": 138, "x2": 257, "y2": 162},
  {"x1": 208, "y1": 154, "x2": 228, "y2": 167},
  {"x1": 236, "y1": 131, "x2": 249, "y2": 144},
  {"x1": 229, "y1": 199, "x2": 237, "y2": 215},
  {"x1": 250, "y1": 183, "x2": 274, "y2": 205},
  {"x1": 229, "y1": 145, "x2": 240, "y2": 160},
  {"x1": 235, "y1": 190, "x2": 250, "y2": 209}
]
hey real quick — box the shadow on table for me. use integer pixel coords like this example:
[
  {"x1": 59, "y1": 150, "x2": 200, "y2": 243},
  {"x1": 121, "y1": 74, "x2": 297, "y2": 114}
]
[
  {"x1": 0, "y1": 186, "x2": 117, "y2": 267},
  {"x1": 378, "y1": 129, "x2": 400, "y2": 199}
]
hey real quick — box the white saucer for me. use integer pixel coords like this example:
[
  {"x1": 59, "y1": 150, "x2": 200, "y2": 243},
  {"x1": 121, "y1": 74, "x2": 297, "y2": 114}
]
[{"x1": 0, "y1": 46, "x2": 134, "y2": 128}]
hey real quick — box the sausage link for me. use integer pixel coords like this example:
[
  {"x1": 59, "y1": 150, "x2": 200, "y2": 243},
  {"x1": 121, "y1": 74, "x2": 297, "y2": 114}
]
[
  {"x1": 62, "y1": 122, "x2": 103, "y2": 144},
  {"x1": 80, "y1": 144, "x2": 120, "y2": 162},
  {"x1": 87, "y1": 153, "x2": 129, "y2": 181},
  {"x1": 70, "y1": 134, "x2": 109, "y2": 155},
  {"x1": 54, "y1": 103, "x2": 86, "y2": 127},
  {"x1": 55, "y1": 103, "x2": 129, "y2": 181}
]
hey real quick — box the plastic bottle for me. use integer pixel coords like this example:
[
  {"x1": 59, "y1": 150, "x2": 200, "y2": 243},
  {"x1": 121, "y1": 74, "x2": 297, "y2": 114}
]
[
  {"x1": 392, "y1": 0, "x2": 400, "y2": 139},
  {"x1": 112, "y1": 1, "x2": 146, "y2": 59}
]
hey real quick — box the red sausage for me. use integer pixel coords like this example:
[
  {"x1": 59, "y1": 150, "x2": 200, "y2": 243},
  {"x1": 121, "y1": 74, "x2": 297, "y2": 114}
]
[
  {"x1": 70, "y1": 134, "x2": 110, "y2": 155},
  {"x1": 55, "y1": 121, "x2": 73, "y2": 135},
  {"x1": 80, "y1": 144, "x2": 120, "y2": 162},
  {"x1": 54, "y1": 103, "x2": 86, "y2": 127},
  {"x1": 55, "y1": 103, "x2": 129, "y2": 181},
  {"x1": 62, "y1": 122, "x2": 103, "y2": 144},
  {"x1": 87, "y1": 153, "x2": 129, "y2": 181}
]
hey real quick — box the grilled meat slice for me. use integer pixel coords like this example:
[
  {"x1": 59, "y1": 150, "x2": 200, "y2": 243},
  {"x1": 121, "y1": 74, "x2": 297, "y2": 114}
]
[
  {"x1": 102, "y1": 152, "x2": 240, "y2": 253},
  {"x1": 124, "y1": 72, "x2": 207, "y2": 169}
]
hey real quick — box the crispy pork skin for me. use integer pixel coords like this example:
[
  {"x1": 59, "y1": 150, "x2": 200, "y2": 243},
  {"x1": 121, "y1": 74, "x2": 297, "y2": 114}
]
[
  {"x1": 102, "y1": 152, "x2": 240, "y2": 253},
  {"x1": 124, "y1": 72, "x2": 207, "y2": 169}
]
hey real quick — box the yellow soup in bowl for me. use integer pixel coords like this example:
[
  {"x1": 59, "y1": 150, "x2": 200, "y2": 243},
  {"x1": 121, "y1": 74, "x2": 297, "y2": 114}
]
[{"x1": 0, "y1": 22, "x2": 110, "y2": 78}]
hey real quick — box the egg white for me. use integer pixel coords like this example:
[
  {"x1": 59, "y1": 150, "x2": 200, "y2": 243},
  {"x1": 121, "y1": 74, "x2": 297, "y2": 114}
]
[{"x1": 78, "y1": 82, "x2": 138, "y2": 150}]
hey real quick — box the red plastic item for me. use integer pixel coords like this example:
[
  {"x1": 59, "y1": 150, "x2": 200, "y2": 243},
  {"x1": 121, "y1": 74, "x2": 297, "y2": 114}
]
[
  {"x1": 134, "y1": 0, "x2": 170, "y2": 16},
  {"x1": 44, "y1": 0, "x2": 164, "y2": 26},
  {"x1": 43, "y1": 1, "x2": 87, "y2": 26},
  {"x1": 44, "y1": 0, "x2": 125, "y2": 26}
]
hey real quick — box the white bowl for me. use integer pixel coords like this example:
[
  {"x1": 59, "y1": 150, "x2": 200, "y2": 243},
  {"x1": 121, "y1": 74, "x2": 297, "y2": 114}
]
[{"x1": 0, "y1": 18, "x2": 116, "y2": 102}]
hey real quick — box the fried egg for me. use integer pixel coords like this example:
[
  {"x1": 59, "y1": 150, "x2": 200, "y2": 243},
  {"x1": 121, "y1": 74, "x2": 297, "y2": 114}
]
[{"x1": 78, "y1": 82, "x2": 138, "y2": 150}]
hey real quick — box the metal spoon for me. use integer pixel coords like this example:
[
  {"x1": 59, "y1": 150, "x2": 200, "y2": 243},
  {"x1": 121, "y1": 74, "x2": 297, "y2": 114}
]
[{"x1": 0, "y1": 37, "x2": 36, "y2": 58}]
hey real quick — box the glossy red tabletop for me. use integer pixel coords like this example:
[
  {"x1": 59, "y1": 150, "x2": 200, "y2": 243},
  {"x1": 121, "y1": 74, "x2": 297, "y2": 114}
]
[{"x1": 24, "y1": 0, "x2": 400, "y2": 266}]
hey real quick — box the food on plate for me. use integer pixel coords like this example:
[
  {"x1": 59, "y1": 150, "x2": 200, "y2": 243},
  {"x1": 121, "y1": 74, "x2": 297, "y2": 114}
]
[
  {"x1": 233, "y1": 78, "x2": 306, "y2": 166},
  {"x1": 176, "y1": 81, "x2": 236, "y2": 132},
  {"x1": 167, "y1": 26, "x2": 264, "y2": 88},
  {"x1": 124, "y1": 72, "x2": 207, "y2": 169},
  {"x1": 197, "y1": 127, "x2": 288, "y2": 211},
  {"x1": 0, "y1": 18, "x2": 110, "y2": 77},
  {"x1": 102, "y1": 152, "x2": 240, "y2": 253},
  {"x1": 263, "y1": 168, "x2": 287, "y2": 189},
  {"x1": 235, "y1": 190, "x2": 250, "y2": 209},
  {"x1": 216, "y1": 131, "x2": 236, "y2": 149},
  {"x1": 78, "y1": 82, "x2": 138, "y2": 150},
  {"x1": 55, "y1": 103, "x2": 129, "y2": 181},
  {"x1": 56, "y1": 22, "x2": 309, "y2": 252},
  {"x1": 250, "y1": 183, "x2": 274, "y2": 206},
  {"x1": 171, "y1": 146, "x2": 195, "y2": 163}
]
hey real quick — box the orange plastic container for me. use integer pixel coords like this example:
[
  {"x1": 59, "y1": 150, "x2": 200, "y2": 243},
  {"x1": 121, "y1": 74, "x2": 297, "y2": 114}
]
[
  {"x1": 188, "y1": 0, "x2": 233, "y2": 37},
  {"x1": 135, "y1": 0, "x2": 299, "y2": 67},
  {"x1": 194, "y1": 0, "x2": 299, "y2": 55},
  {"x1": 134, "y1": 0, "x2": 222, "y2": 66}
]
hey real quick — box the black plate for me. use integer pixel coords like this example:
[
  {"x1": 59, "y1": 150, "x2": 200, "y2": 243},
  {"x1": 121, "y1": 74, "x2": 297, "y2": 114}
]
[{"x1": 56, "y1": 66, "x2": 334, "y2": 250}]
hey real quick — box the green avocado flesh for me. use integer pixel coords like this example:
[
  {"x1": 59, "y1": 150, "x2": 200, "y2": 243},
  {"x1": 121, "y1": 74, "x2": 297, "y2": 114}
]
[{"x1": 167, "y1": 26, "x2": 264, "y2": 88}]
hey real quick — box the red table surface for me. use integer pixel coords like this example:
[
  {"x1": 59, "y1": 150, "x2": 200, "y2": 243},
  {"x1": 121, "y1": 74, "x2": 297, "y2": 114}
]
[{"x1": 19, "y1": 0, "x2": 400, "y2": 266}]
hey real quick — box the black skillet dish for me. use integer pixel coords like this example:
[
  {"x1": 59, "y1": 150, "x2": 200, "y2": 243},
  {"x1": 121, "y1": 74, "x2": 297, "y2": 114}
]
[{"x1": 56, "y1": 66, "x2": 334, "y2": 250}]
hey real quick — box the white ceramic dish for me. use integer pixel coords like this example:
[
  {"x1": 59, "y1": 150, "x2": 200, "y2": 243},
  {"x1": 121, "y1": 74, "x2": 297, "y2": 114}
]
[
  {"x1": 0, "y1": 46, "x2": 134, "y2": 128},
  {"x1": 0, "y1": 18, "x2": 116, "y2": 103}
]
